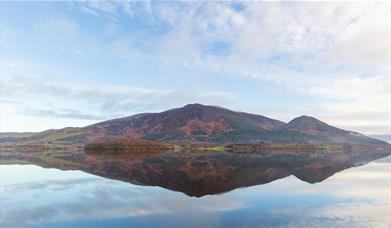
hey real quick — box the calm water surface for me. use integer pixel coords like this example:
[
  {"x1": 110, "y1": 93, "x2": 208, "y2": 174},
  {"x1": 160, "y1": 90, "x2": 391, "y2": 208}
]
[{"x1": 0, "y1": 153, "x2": 390, "y2": 227}]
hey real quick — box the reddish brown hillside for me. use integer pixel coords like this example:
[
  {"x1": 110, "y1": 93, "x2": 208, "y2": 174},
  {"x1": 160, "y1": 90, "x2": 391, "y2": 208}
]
[{"x1": 0, "y1": 104, "x2": 387, "y2": 146}]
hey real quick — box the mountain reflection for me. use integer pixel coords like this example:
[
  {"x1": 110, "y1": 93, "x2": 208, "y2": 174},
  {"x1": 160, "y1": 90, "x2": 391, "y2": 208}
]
[{"x1": 1, "y1": 151, "x2": 389, "y2": 197}]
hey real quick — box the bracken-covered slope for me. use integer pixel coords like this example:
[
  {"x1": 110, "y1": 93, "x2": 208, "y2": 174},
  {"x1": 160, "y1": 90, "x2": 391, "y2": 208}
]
[
  {"x1": 277, "y1": 115, "x2": 386, "y2": 145},
  {"x1": 0, "y1": 104, "x2": 387, "y2": 146}
]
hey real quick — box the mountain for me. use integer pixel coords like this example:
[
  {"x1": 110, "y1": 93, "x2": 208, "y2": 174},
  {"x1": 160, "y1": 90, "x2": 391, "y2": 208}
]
[
  {"x1": 0, "y1": 104, "x2": 387, "y2": 146},
  {"x1": 278, "y1": 115, "x2": 387, "y2": 145}
]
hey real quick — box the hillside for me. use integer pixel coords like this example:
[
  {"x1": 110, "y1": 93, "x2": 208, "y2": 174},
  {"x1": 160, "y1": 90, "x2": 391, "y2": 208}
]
[{"x1": 0, "y1": 104, "x2": 387, "y2": 146}]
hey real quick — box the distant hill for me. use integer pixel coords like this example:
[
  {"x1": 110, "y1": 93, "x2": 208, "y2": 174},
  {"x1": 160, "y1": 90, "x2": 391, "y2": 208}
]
[
  {"x1": 0, "y1": 132, "x2": 35, "y2": 138},
  {"x1": 369, "y1": 134, "x2": 391, "y2": 144},
  {"x1": 0, "y1": 104, "x2": 387, "y2": 146}
]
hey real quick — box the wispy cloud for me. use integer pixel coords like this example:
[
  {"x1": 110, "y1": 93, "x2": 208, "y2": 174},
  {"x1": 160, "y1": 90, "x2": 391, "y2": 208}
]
[
  {"x1": 1, "y1": 75, "x2": 235, "y2": 121},
  {"x1": 1, "y1": 1, "x2": 389, "y2": 133}
]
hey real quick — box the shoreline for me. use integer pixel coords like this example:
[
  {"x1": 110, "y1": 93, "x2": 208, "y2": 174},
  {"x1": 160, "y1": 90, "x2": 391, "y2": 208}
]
[{"x1": 1, "y1": 142, "x2": 390, "y2": 155}]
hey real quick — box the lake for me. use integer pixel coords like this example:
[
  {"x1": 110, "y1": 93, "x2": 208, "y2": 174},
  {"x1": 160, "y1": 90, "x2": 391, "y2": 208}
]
[{"x1": 0, "y1": 151, "x2": 390, "y2": 227}]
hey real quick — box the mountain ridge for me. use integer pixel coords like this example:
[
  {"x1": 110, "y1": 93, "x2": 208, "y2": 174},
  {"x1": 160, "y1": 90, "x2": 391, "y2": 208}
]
[{"x1": 0, "y1": 103, "x2": 388, "y2": 146}]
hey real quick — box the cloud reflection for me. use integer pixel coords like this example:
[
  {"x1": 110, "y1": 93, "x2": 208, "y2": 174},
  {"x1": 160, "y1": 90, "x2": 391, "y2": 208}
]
[
  {"x1": 0, "y1": 165, "x2": 244, "y2": 227},
  {"x1": 0, "y1": 156, "x2": 390, "y2": 227}
]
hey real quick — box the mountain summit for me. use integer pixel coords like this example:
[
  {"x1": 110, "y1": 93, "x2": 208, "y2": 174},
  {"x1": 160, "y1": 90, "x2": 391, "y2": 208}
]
[
  {"x1": 1, "y1": 104, "x2": 387, "y2": 146},
  {"x1": 86, "y1": 103, "x2": 285, "y2": 143}
]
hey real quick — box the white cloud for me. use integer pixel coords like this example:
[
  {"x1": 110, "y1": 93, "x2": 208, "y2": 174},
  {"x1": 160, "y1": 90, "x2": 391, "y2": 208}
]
[
  {"x1": 1, "y1": 74, "x2": 235, "y2": 125},
  {"x1": 2, "y1": 2, "x2": 389, "y2": 133},
  {"x1": 71, "y1": 2, "x2": 389, "y2": 68}
]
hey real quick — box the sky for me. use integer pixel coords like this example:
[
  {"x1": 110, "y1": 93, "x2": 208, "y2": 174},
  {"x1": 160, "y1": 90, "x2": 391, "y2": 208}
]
[{"x1": 0, "y1": 1, "x2": 390, "y2": 135}]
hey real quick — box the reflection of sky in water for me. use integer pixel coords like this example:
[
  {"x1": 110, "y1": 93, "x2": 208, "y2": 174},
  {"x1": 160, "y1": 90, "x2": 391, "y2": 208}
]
[{"x1": 1, "y1": 156, "x2": 390, "y2": 227}]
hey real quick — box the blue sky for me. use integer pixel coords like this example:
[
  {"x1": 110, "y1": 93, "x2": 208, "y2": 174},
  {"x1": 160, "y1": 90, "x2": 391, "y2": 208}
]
[{"x1": 1, "y1": 1, "x2": 389, "y2": 134}]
